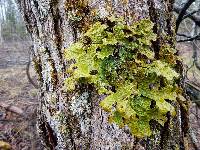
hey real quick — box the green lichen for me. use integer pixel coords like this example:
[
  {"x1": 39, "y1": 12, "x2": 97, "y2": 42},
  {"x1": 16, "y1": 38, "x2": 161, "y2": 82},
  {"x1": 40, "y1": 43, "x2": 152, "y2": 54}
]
[{"x1": 64, "y1": 17, "x2": 180, "y2": 138}]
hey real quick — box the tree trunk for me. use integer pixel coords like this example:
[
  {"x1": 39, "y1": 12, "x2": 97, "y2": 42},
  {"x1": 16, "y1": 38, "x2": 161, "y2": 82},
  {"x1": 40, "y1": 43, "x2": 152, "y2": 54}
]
[{"x1": 16, "y1": 0, "x2": 189, "y2": 149}]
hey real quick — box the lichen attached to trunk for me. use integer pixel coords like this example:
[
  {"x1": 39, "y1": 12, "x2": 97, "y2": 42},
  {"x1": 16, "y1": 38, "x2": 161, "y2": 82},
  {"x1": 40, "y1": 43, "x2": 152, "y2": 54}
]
[{"x1": 64, "y1": 16, "x2": 182, "y2": 138}]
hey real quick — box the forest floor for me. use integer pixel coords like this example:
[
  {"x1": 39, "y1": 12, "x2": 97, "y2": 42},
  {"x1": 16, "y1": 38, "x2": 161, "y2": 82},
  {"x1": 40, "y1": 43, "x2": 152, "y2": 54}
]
[
  {"x1": 0, "y1": 42, "x2": 43, "y2": 150},
  {"x1": 0, "y1": 41, "x2": 200, "y2": 150}
]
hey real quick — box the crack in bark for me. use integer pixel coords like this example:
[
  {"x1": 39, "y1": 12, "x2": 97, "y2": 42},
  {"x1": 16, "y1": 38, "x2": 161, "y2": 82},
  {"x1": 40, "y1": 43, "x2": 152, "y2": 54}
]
[
  {"x1": 44, "y1": 46, "x2": 58, "y2": 90},
  {"x1": 147, "y1": 0, "x2": 160, "y2": 60},
  {"x1": 49, "y1": 0, "x2": 65, "y2": 70},
  {"x1": 37, "y1": 116, "x2": 58, "y2": 149}
]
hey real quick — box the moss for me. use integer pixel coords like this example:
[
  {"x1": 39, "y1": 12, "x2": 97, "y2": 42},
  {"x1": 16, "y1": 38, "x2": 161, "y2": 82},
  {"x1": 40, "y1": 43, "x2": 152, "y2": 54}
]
[
  {"x1": 33, "y1": 58, "x2": 43, "y2": 82},
  {"x1": 64, "y1": 16, "x2": 183, "y2": 138},
  {"x1": 65, "y1": 0, "x2": 96, "y2": 33}
]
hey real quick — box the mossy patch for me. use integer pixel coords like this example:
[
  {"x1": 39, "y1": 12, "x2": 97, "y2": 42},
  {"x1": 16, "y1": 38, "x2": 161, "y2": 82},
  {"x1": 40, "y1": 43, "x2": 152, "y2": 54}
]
[{"x1": 64, "y1": 16, "x2": 180, "y2": 138}]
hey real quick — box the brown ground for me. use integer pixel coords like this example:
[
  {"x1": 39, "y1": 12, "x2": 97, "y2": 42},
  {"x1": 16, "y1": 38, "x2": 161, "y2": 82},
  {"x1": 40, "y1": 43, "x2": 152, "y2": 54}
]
[{"x1": 0, "y1": 42, "x2": 43, "y2": 150}]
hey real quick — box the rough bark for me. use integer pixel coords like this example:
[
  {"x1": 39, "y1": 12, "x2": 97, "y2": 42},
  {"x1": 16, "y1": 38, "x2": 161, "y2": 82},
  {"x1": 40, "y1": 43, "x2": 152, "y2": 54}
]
[{"x1": 16, "y1": 0, "x2": 188, "y2": 149}]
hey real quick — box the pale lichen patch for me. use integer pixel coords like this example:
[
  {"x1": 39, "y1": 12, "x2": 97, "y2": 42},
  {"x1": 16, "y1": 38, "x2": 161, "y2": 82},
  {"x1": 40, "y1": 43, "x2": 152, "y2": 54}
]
[
  {"x1": 41, "y1": 61, "x2": 54, "y2": 91},
  {"x1": 49, "y1": 110, "x2": 70, "y2": 150},
  {"x1": 70, "y1": 92, "x2": 92, "y2": 135}
]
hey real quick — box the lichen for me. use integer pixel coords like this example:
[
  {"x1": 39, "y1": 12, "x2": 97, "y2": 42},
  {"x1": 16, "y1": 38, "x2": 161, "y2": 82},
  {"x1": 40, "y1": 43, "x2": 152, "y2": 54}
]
[
  {"x1": 64, "y1": 16, "x2": 181, "y2": 138},
  {"x1": 42, "y1": 61, "x2": 54, "y2": 91},
  {"x1": 70, "y1": 92, "x2": 91, "y2": 135},
  {"x1": 50, "y1": 111, "x2": 69, "y2": 149}
]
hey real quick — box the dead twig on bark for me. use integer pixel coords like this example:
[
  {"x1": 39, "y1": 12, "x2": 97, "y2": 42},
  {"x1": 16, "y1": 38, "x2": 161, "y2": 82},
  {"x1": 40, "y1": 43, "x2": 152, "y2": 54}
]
[{"x1": 26, "y1": 46, "x2": 39, "y2": 89}]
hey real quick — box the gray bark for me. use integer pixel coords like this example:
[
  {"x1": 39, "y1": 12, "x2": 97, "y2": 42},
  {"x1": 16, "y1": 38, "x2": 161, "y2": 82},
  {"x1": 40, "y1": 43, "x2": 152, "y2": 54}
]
[{"x1": 16, "y1": 0, "x2": 189, "y2": 149}]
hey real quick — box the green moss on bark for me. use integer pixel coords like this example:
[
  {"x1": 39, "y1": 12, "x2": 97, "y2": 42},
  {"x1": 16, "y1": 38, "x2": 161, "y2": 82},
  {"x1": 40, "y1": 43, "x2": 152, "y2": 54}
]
[{"x1": 64, "y1": 16, "x2": 183, "y2": 138}]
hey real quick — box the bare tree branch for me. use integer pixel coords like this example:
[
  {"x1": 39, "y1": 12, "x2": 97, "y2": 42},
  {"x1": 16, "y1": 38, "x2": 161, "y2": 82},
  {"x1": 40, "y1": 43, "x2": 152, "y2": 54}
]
[
  {"x1": 185, "y1": 80, "x2": 200, "y2": 93},
  {"x1": 175, "y1": 0, "x2": 196, "y2": 33},
  {"x1": 177, "y1": 33, "x2": 192, "y2": 38},
  {"x1": 183, "y1": 9, "x2": 200, "y2": 20},
  {"x1": 26, "y1": 60, "x2": 39, "y2": 89},
  {"x1": 174, "y1": 6, "x2": 200, "y2": 27},
  {"x1": 177, "y1": 33, "x2": 200, "y2": 42}
]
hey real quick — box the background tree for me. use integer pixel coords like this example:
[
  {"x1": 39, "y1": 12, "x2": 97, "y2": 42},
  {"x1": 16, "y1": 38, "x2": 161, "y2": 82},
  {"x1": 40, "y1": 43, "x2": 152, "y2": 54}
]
[
  {"x1": 0, "y1": 0, "x2": 29, "y2": 41},
  {"x1": 15, "y1": 0, "x2": 189, "y2": 149}
]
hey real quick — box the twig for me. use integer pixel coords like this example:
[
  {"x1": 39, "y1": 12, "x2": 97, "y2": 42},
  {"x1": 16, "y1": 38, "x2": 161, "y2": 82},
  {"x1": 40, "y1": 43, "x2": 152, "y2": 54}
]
[
  {"x1": 174, "y1": 4, "x2": 200, "y2": 28},
  {"x1": 177, "y1": 34, "x2": 200, "y2": 42},
  {"x1": 195, "y1": 104, "x2": 199, "y2": 122},
  {"x1": 26, "y1": 46, "x2": 39, "y2": 89},
  {"x1": 185, "y1": 80, "x2": 200, "y2": 93},
  {"x1": 177, "y1": 33, "x2": 192, "y2": 38},
  {"x1": 183, "y1": 9, "x2": 200, "y2": 20},
  {"x1": 191, "y1": 111, "x2": 200, "y2": 120},
  {"x1": 175, "y1": 0, "x2": 196, "y2": 33}
]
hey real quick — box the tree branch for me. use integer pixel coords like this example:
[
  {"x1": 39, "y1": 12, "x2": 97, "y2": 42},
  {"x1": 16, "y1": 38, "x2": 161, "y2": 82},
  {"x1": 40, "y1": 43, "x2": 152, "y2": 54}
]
[
  {"x1": 177, "y1": 33, "x2": 200, "y2": 42},
  {"x1": 26, "y1": 56, "x2": 39, "y2": 89},
  {"x1": 177, "y1": 33, "x2": 192, "y2": 38},
  {"x1": 174, "y1": 3, "x2": 200, "y2": 32},
  {"x1": 175, "y1": 0, "x2": 196, "y2": 33},
  {"x1": 183, "y1": 9, "x2": 200, "y2": 20},
  {"x1": 185, "y1": 80, "x2": 200, "y2": 93}
]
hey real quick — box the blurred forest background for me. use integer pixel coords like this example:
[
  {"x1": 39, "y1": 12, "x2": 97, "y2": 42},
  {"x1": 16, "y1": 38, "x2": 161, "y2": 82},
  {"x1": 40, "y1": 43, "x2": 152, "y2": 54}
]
[
  {"x1": 0, "y1": 0, "x2": 200, "y2": 149},
  {"x1": 0, "y1": 0, "x2": 42, "y2": 149}
]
